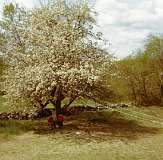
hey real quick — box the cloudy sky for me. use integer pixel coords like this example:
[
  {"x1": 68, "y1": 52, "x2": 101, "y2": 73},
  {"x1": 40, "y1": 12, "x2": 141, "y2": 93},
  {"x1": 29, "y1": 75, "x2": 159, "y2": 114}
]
[{"x1": 0, "y1": 0, "x2": 163, "y2": 58}]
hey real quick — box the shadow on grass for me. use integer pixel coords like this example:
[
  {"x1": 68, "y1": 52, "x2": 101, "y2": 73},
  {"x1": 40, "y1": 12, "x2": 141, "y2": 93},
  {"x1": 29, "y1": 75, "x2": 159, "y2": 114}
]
[
  {"x1": 0, "y1": 111, "x2": 161, "y2": 142},
  {"x1": 33, "y1": 111, "x2": 161, "y2": 141}
]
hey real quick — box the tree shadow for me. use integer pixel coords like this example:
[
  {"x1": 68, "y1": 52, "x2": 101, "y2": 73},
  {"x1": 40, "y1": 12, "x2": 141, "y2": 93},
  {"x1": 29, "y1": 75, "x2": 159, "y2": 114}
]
[
  {"x1": 0, "y1": 111, "x2": 161, "y2": 143},
  {"x1": 33, "y1": 111, "x2": 162, "y2": 142}
]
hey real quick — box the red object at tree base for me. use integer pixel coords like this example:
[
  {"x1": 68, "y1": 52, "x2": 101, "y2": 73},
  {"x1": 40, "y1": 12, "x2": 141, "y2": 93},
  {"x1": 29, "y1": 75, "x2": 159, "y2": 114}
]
[
  {"x1": 58, "y1": 115, "x2": 64, "y2": 122},
  {"x1": 48, "y1": 117, "x2": 54, "y2": 125}
]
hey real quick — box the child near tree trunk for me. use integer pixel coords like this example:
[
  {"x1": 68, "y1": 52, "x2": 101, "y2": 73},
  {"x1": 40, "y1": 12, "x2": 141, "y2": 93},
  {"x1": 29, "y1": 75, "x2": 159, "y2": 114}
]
[
  {"x1": 57, "y1": 114, "x2": 64, "y2": 127},
  {"x1": 48, "y1": 110, "x2": 64, "y2": 129},
  {"x1": 48, "y1": 116, "x2": 55, "y2": 130}
]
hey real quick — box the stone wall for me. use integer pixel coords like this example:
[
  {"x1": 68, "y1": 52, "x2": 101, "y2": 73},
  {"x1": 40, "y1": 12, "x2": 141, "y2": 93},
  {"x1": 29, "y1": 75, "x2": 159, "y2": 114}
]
[
  {"x1": 0, "y1": 103, "x2": 129, "y2": 120},
  {"x1": 0, "y1": 109, "x2": 51, "y2": 120}
]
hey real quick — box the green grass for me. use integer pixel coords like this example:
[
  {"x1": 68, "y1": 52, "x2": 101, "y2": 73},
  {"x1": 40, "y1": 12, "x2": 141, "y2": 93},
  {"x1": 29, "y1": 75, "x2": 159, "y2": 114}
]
[
  {"x1": 116, "y1": 106, "x2": 163, "y2": 128},
  {"x1": 0, "y1": 120, "x2": 34, "y2": 142},
  {"x1": 70, "y1": 98, "x2": 96, "y2": 107},
  {"x1": 1, "y1": 107, "x2": 163, "y2": 160},
  {"x1": 0, "y1": 96, "x2": 11, "y2": 113},
  {"x1": 61, "y1": 97, "x2": 97, "y2": 108}
]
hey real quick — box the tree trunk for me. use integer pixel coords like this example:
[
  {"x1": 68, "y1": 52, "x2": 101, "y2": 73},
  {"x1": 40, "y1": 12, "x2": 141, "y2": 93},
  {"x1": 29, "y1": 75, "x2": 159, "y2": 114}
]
[
  {"x1": 55, "y1": 98, "x2": 61, "y2": 120},
  {"x1": 51, "y1": 86, "x2": 64, "y2": 121}
]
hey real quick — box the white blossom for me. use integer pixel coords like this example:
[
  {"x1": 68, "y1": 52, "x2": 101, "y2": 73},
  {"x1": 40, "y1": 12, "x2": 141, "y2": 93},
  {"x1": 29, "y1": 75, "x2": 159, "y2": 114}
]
[{"x1": 3, "y1": 1, "x2": 113, "y2": 108}]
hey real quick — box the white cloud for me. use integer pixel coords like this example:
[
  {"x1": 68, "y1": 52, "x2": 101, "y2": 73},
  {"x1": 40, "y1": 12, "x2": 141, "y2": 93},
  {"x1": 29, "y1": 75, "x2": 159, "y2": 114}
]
[
  {"x1": 1, "y1": 0, "x2": 163, "y2": 58},
  {"x1": 94, "y1": 0, "x2": 163, "y2": 58},
  {"x1": 15, "y1": 0, "x2": 35, "y2": 8}
]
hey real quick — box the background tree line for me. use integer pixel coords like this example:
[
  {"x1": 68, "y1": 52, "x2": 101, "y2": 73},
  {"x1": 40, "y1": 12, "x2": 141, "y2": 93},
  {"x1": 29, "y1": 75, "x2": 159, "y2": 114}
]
[{"x1": 111, "y1": 35, "x2": 163, "y2": 106}]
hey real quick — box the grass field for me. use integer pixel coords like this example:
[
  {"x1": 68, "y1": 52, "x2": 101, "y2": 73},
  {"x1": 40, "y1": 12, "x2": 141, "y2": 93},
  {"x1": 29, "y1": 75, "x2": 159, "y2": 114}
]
[
  {"x1": 0, "y1": 96, "x2": 11, "y2": 113},
  {"x1": 1, "y1": 107, "x2": 163, "y2": 160}
]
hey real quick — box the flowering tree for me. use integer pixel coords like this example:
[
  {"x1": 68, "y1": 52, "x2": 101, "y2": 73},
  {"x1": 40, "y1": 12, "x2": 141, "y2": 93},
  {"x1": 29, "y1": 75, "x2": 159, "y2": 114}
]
[{"x1": 3, "y1": 1, "x2": 113, "y2": 118}]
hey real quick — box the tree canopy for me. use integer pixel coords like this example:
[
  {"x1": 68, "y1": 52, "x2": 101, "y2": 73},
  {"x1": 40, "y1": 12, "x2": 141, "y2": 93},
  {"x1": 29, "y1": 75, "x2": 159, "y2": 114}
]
[{"x1": 2, "y1": 1, "x2": 113, "y2": 115}]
